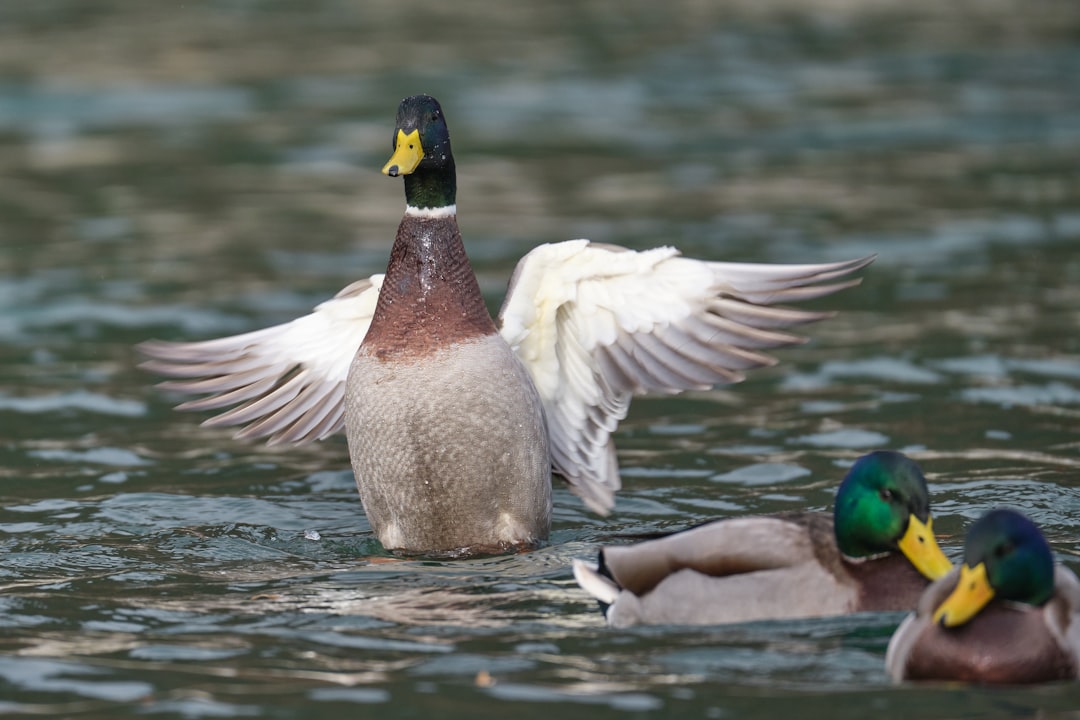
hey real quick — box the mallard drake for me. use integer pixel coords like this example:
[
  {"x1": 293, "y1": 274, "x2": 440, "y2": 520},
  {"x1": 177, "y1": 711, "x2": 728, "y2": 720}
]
[
  {"x1": 572, "y1": 451, "x2": 953, "y2": 626},
  {"x1": 886, "y1": 507, "x2": 1080, "y2": 683},
  {"x1": 139, "y1": 94, "x2": 874, "y2": 555}
]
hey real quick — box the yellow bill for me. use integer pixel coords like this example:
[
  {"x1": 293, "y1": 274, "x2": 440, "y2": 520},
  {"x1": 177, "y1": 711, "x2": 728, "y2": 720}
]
[
  {"x1": 933, "y1": 562, "x2": 995, "y2": 627},
  {"x1": 897, "y1": 514, "x2": 953, "y2": 580},
  {"x1": 382, "y1": 129, "x2": 424, "y2": 177}
]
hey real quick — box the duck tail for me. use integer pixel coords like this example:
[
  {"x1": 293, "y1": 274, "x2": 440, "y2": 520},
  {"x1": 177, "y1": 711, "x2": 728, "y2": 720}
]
[{"x1": 572, "y1": 558, "x2": 620, "y2": 615}]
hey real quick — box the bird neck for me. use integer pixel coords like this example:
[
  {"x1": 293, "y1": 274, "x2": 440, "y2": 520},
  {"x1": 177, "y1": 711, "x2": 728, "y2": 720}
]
[{"x1": 403, "y1": 158, "x2": 456, "y2": 211}]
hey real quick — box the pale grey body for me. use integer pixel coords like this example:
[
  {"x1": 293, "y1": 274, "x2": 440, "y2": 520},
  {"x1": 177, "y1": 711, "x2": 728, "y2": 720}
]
[
  {"x1": 605, "y1": 561, "x2": 854, "y2": 627},
  {"x1": 574, "y1": 514, "x2": 931, "y2": 627},
  {"x1": 579, "y1": 518, "x2": 852, "y2": 627},
  {"x1": 345, "y1": 333, "x2": 552, "y2": 552}
]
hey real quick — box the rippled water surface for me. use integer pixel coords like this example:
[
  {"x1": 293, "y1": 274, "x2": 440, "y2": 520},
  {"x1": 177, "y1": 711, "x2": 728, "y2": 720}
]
[{"x1": 3, "y1": 1, "x2": 1080, "y2": 718}]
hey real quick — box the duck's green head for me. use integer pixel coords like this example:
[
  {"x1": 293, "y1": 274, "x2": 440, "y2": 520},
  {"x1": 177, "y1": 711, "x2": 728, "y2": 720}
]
[
  {"x1": 933, "y1": 508, "x2": 1055, "y2": 627},
  {"x1": 833, "y1": 451, "x2": 952, "y2": 580},
  {"x1": 382, "y1": 95, "x2": 456, "y2": 210}
]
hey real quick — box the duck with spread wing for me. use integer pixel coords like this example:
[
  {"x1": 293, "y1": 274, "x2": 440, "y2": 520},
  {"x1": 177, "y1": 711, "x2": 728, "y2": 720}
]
[{"x1": 140, "y1": 95, "x2": 873, "y2": 555}]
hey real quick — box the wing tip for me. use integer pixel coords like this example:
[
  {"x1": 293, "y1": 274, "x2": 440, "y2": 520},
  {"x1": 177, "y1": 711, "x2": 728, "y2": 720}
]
[
  {"x1": 135, "y1": 339, "x2": 172, "y2": 359},
  {"x1": 561, "y1": 474, "x2": 617, "y2": 516}
]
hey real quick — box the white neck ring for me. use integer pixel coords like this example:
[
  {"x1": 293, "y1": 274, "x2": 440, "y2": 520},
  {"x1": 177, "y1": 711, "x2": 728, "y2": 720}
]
[{"x1": 406, "y1": 204, "x2": 457, "y2": 219}]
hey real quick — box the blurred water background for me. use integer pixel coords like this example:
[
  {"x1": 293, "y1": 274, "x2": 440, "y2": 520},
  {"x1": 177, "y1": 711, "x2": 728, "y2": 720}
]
[{"x1": 2, "y1": 1, "x2": 1080, "y2": 717}]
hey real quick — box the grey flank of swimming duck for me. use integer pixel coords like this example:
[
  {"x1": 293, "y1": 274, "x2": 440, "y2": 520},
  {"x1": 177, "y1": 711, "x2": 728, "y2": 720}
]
[
  {"x1": 886, "y1": 507, "x2": 1080, "y2": 684},
  {"x1": 139, "y1": 94, "x2": 875, "y2": 555},
  {"x1": 572, "y1": 451, "x2": 953, "y2": 626}
]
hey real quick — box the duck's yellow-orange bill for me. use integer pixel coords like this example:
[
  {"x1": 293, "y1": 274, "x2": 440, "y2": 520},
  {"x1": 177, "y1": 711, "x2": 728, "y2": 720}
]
[
  {"x1": 382, "y1": 129, "x2": 424, "y2": 177},
  {"x1": 897, "y1": 514, "x2": 953, "y2": 581},
  {"x1": 933, "y1": 562, "x2": 994, "y2": 627}
]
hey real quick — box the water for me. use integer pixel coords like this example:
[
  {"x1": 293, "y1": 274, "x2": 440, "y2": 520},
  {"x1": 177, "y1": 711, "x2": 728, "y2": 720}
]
[{"x1": 2, "y1": 1, "x2": 1080, "y2": 717}]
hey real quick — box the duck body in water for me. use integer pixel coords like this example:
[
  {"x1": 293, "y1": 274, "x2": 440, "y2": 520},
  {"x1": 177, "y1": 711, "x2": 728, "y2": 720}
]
[
  {"x1": 140, "y1": 95, "x2": 874, "y2": 555},
  {"x1": 573, "y1": 451, "x2": 953, "y2": 626},
  {"x1": 887, "y1": 507, "x2": 1080, "y2": 684}
]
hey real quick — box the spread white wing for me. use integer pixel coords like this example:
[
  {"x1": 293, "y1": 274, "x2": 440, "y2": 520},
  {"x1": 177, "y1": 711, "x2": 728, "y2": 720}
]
[
  {"x1": 138, "y1": 277, "x2": 382, "y2": 445},
  {"x1": 498, "y1": 240, "x2": 874, "y2": 513}
]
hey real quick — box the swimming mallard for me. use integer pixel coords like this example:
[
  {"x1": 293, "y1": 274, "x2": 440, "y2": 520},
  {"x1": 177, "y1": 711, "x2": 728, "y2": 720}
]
[
  {"x1": 139, "y1": 94, "x2": 873, "y2": 555},
  {"x1": 886, "y1": 507, "x2": 1080, "y2": 683},
  {"x1": 572, "y1": 451, "x2": 953, "y2": 626}
]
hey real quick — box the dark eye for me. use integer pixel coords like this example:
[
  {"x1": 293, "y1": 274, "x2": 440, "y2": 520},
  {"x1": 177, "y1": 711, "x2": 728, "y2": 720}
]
[
  {"x1": 431, "y1": 111, "x2": 440, "y2": 122},
  {"x1": 994, "y1": 542, "x2": 1013, "y2": 559},
  {"x1": 879, "y1": 488, "x2": 895, "y2": 502}
]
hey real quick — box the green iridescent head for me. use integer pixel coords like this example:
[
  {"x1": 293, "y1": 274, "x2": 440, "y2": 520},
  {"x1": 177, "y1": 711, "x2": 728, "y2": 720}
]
[
  {"x1": 382, "y1": 94, "x2": 456, "y2": 209},
  {"x1": 933, "y1": 508, "x2": 1055, "y2": 627},
  {"x1": 965, "y1": 508, "x2": 1054, "y2": 605},
  {"x1": 833, "y1": 451, "x2": 952, "y2": 579}
]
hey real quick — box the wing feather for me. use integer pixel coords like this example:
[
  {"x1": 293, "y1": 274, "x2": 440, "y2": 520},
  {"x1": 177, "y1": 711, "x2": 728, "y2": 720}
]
[
  {"x1": 158, "y1": 369, "x2": 282, "y2": 398},
  {"x1": 707, "y1": 298, "x2": 833, "y2": 329},
  {"x1": 173, "y1": 376, "x2": 282, "y2": 411},
  {"x1": 203, "y1": 371, "x2": 312, "y2": 429},
  {"x1": 232, "y1": 377, "x2": 344, "y2": 445},
  {"x1": 680, "y1": 313, "x2": 803, "y2": 350},
  {"x1": 138, "y1": 275, "x2": 382, "y2": 444},
  {"x1": 499, "y1": 240, "x2": 872, "y2": 514}
]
